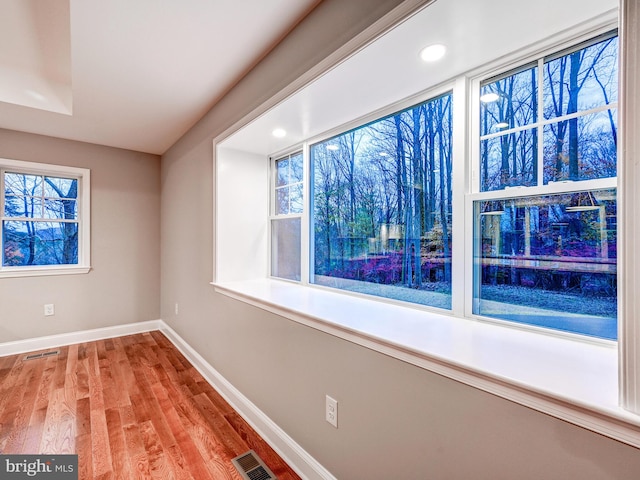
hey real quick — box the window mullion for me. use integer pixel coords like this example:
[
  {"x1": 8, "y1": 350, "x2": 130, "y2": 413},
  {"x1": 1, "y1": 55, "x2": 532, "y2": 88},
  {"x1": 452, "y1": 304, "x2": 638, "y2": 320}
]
[
  {"x1": 537, "y1": 58, "x2": 545, "y2": 187},
  {"x1": 452, "y1": 76, "x2": 468, "y2": 317},
  {"x1": 301, "y1": 143, "x2": 311, "y2": 285}
]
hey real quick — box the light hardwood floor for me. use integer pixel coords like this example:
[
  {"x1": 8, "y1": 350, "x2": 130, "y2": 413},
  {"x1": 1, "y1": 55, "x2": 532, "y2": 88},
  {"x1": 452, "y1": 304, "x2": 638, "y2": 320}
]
[{"x1": 0, "y1": 331, "x2": 301, "y2": 480}]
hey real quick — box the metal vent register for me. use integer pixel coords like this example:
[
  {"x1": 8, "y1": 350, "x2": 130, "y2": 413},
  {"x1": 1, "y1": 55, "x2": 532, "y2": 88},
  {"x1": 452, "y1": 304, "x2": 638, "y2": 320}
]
[
  {"x1": 231, "y1": 450, "x2": 277, "y2": 480},
  {"x1": 23, "y1": 350, "x2": 60, "y2": 361}
]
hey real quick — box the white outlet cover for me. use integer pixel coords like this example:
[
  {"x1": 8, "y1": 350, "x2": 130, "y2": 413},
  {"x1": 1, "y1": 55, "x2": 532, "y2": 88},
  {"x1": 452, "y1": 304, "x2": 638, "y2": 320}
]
[{"x1": 326, "y1": 395, "x2": 338, "y2": 428}]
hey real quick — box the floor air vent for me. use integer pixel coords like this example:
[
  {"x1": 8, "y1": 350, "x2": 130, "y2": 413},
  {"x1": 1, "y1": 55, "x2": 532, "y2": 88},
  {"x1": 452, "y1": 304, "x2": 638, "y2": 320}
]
[
  {"x1": 231, "y1": 450, "x2": 277, "y2": 480},
  {"x1": 24, "y1": 350, "x2": 60, "y2": 361}
]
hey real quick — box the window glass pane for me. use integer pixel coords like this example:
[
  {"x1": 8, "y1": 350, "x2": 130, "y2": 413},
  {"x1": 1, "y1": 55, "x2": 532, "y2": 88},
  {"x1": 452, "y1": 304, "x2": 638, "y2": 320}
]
[
  {"x1": 290, "y1": 183, "x2": 303, "y2": 214},
  {"x1": 271, "y1": 217, "x2": 301, "y2": 281},
  {"x1": 275, "y1": 188, "x2": 289, "y2": 215},
  {"x1": 44, "y1": 177, "x2": 78, "y2": 199},
  {"x1": 480, "y1": 128, "x2": 538, "y2": 190},
  {"x1": 311, "y1": 93, "x2": 453, "y2": 310},
  {"x1": 4, "y1": 173, "x2": 42, "y2": 196},
  {"x1": 4, "y1": 195, "x2": 43, "y2": 218},
  {"x1": 473, "y1": 189, "x2": 617, "y2": 340},
  {"x1": 43, "y1": 198, "x2": 78, "y2": 220},
  {"x1": 290, "y1": 152, "x2": 303, "y2": 183},
  {"x1": 543, "y1": 36, "x2": 618, "y2": 120},
  {"x1": 543, "y1": 109, "x2": 617, "y2": 183},
  {"x1": 480, "y1": 65, "x2": 538, "y2": 135},
  {"x1": 3, "y1": 220, "x2": 79, "y2": 266},
  {"x1": 276, "y1": 158, "x2": 289, "y2": 187},
  {"x1": 274, "y1": 152, "x2": 303, "y2": 216}
]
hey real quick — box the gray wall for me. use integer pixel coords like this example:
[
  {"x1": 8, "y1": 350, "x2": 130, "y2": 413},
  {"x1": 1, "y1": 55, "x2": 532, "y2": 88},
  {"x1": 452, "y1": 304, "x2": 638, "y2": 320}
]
[
  {"x1": 161, "y1": 0, "x2": 640, "y2": 478},
  {"x1": 0, "y1": 129, "x2": 160, "y2": 342}
]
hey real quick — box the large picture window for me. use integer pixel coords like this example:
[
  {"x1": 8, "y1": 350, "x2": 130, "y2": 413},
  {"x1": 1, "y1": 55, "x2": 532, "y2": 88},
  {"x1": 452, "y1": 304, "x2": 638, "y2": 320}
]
[
  {"x1": 474, "y1": 32, "x2": 618, "y2": 339},
  {"x1": 310, "y1": 93, "x2": 453, "y2": 309},
  {"x1": 0, "y1": 159, "x2": 90, "y2": 277}
]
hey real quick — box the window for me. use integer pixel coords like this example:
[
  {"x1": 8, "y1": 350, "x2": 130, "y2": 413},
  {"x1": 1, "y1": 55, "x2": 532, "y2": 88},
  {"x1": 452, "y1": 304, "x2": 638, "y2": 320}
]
[
  {"x1": 309, "y1": 93, "x2": 453, "y2": 309},
  {"x1": 264, "y1": 33, "x2": 619, "y2": 342},
  {"x1": 473, "y1": 32, "x2": 618, "y2": 339},
  {"x1": 270, "y1": 152, "x2": 303, "y2": 281},
  {"x1": 215, "y1": 3, "x2": 640, "y2": 446},
  {"x1": 0, "y1": 158, "x2": 90, "y2": 277}
]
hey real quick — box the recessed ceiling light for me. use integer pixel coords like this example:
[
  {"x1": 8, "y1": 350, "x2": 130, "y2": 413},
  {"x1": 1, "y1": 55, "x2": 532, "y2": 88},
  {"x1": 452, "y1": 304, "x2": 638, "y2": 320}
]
[
  {"x1": 480, "y1": 93, "x2": 500, "y2": 103},
  {"x1": 379, "y1": 152, "x2": 389, "y2": 157},
  {"x1": 326, "y1": 144, "x2": 339, "y2": 151},
  {"x1": 272, "y1": 128, "x2": 286, "y2": 138},
  {"x1": 420, "y1": 44, "x2": 446, "y2": 62},
  {"x1": 495, "y1": 122, "x2": 509, "y2": 129}
]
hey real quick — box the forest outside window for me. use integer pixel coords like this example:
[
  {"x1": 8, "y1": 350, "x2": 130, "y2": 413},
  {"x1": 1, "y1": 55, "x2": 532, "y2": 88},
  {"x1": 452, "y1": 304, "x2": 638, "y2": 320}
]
[
  {"x1": 0, "y1": 159, "x2": 90, "y2": 277},
  {"x1": 474, "y1": 32, "x2": 618, "y2": 339},
  {"x1": 310, "y1": 92, "x2": 453, "y2": 309}
]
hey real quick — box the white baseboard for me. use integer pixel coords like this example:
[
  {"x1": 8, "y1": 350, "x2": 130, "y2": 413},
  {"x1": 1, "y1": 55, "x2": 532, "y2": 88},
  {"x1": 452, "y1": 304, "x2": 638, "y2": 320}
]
[
  {"x1": 159, "y1": 322, "x2": 336, "y2": 480},
  {"x1": 0, "y1": 319, "x2": 334, "y2": 480},
  {"x1": 0, "y1": 319, "x2": 164, "y2": 357}
]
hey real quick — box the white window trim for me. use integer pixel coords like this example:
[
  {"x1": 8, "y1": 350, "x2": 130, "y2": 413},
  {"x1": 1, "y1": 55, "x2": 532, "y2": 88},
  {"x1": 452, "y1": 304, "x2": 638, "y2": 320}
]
[
  {"x1": 212, "y1": 0, "x2": 640, "y2": 449},
  {"x1": 619, "y1": 0, "x2": 640, "y2": 414},
  {"x1": 0, "y1": 158, "x2": 91, "y2": 278}
]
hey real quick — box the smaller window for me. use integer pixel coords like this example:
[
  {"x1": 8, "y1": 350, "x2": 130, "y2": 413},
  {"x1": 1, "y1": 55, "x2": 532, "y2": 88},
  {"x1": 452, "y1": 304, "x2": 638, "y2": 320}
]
[
  {"x1": 1, "y1": 158, "x2": 90, "y2": 277},
  {"x1": 270, "y1": 152, "x2": 303, "y2": 281}
]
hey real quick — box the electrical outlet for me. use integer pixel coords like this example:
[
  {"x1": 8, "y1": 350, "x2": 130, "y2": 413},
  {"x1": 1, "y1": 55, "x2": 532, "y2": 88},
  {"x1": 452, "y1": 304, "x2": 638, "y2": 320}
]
[
  {"x1": 325, "y1": 395, "x2": 338, "y2": 428},
  {"x1": 175, "y1": 303, "x2": 179, "y2": 315},
  {"x1": 44, "y1": 304, "x2": 55, "y2": 316}
]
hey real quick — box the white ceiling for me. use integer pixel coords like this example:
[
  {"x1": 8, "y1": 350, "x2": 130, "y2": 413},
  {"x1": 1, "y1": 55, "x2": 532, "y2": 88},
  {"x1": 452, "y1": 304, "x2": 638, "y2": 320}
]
[
  {"x1": 221, "y1": 0, "x2": 618, "y2": 156},
  {"x1": 0, "y1": 0, "x2": 319, "y2": 154}
]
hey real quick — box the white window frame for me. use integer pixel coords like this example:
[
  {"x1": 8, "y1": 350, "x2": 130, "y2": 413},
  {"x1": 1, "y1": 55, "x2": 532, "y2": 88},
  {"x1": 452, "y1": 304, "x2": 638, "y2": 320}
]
[
  {"x1": 0, "y1": 158, "x2": 91, "y2": 278},
  {"x1": 465, "y1": 24, "x2": 619, "y2": 336},
  {"x1": 269, "y1": 150, "x2": 305, "y2": 282},
  {"x1": 213, "y1": 0, "x2": 640, "y2": 449}
]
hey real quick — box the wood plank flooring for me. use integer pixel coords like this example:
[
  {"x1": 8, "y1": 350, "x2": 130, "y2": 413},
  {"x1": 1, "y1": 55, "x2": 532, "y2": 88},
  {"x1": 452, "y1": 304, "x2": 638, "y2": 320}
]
[{"x1": 0, "y1": 331, "x2": 301, "y2": 480}]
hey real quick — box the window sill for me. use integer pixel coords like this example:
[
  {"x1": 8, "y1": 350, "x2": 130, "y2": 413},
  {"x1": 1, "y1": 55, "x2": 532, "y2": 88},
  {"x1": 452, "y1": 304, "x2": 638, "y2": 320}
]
[
  {"x1": 0, "y1": 265, "x2": 91, "y2": 279},
  {"x1": 212, "y1": 278, "x2": 640, "y2": 448}
]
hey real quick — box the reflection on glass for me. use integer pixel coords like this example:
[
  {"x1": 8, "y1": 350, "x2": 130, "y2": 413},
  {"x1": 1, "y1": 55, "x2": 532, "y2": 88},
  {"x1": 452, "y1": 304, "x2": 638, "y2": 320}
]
[
  {"x1": 271, "y1": 217, "x2": 301, "y2": 281},
  {"x1": 473, "y1": 189, "x2": 617, "y2": 339},
  {"x1": 480, "y1": 65, "x2": 538, "y2": 135},
  {"x1": 480, "y1": 128, "x2": 537, "y2": 191},
  {"x1": 311, "y1": 93, "x2": 453, "y2": 310},
  {"x1": 543, "y1": 35, "x2": 618, "y2": 120}
]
